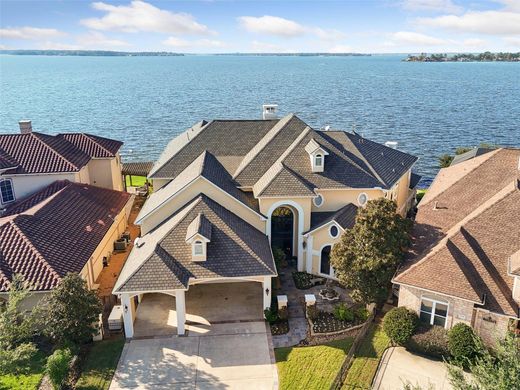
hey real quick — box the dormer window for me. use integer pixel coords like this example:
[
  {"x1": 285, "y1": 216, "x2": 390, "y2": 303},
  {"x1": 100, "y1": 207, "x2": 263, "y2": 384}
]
[
  {"x1": 305, "y1": 139, "x2": 329, "y2": 173},
  {"x1": 186, "y1": 213, "x2": 212, "y2": 261}
]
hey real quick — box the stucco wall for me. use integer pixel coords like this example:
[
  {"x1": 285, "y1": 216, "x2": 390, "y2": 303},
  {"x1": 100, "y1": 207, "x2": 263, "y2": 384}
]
[
  {"x1": 88, "y1": 157, "x2": 123, "y2": 191},
  {"x1": 397, "y1": 285, "x2": 474, "y2": 328},
  {"x1": 141, "y1": 177, "x2": 266, "y2": 235},
  {"x1": 306, "y1": 222, "x2": 342, "y2": 276},
  {"x1": 312, "y1": 189, "x2": 384, "y2": 212},
  {"x1": 5, "y1": 172, "x2": 77, "y2": 202},
  {"x1": 258, "y1": 197, "x2": 313, "y2": 232}
]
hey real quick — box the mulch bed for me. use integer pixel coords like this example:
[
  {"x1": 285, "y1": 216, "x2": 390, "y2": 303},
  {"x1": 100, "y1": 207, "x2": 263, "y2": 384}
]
[
  {"x1": 311, "y1": 312, "x2": 361, "y2": 334},
  {"x1": 292, "y1": 272, "x2": 324, "y2": 290},
  {"x1": 270, "y1": 320, "x2": 290, "y2": 335}
]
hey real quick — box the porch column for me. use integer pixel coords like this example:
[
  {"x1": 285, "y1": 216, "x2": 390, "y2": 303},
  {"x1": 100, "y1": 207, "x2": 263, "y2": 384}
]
[
  {"x1": 121, "y1": 293, "x2": 134, "y2": 338},
  {"x1": 305, "y1": 235, "x2": 314, "y2": 273},
  {"x1": 263, "y1": 277, "x2": 272, "y2": 311},
  {"x1": 175, "y1": 290, "x2": 186, "y2": 335}
]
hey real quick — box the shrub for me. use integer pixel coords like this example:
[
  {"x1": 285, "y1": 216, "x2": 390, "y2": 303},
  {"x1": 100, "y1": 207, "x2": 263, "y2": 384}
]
[
  {"x1": 448, "y1": 323, "x2": 479, "y2": 365},
  {"x1": 407, "y1": 325, "x2": 450, "y2": 359},
  {"x1": 264, "y1": 308, "x2": 278, "y2": 324},
  {"x1": 46, "y1": 348, "x2": 72, "y2": 390},
  {"x1": 306, "y1": 304, "x2": 319, "y2": 321},
  {"x1": 383, "y1": 307, "x2": 418, "y2": 345},
  {"x1": 354, "y1": 306, "x2": 369, "y2": 322},
  {"x1": 333, "y1": 303, "x2": 354, "y2": 322},
  {"x1": 278, "y1": 306, "x2": 288, "y2": 321}
]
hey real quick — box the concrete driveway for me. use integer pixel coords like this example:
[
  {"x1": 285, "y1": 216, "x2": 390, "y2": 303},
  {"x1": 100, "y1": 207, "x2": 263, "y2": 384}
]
[
  {"x1": 110, "y1": 321, "x2": 277, "y2": 389},
  {"x1": 373, "y1": 347, "x2": 453, "y2": 390}
]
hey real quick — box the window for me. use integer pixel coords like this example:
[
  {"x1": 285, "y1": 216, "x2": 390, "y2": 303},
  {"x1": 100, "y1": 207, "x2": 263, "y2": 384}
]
[
  {"x1": 358, "y1": 192, "x2": 368, "y2": 206},
  {"x1": 193, "y1": 240, "x2": 204, "y2": 255},
  {"x1": 420, "y1": 298, "x2": 448, "y2": 327},
  {"x1": 0, "y1": 179, "x2": 15, "y2": 204},
  {"x1": 320, "y1": 245, "x2": 332, "y2": 275},
  {"x1": 313, "y1": 194, "x2": 324, "y2": 207},
  {"x1": 329, "y1": 225, "x2": 339, "y2": 238},
  {"x1": 315, "y1": 154, "x2": 323, "y2": 167}
]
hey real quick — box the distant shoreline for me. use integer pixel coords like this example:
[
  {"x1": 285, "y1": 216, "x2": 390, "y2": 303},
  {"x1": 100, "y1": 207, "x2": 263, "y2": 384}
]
[
  {"x1": 0, "y1": 50, "x2": 373, "y2": 57},
  {"x1": 404, "y1": 52, "x2": 520, "y2": 62}
]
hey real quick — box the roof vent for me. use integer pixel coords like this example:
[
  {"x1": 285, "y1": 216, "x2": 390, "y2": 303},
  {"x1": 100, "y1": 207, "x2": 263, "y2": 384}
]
[
  {"x1": 262, "y1": 104, "x2": 278, "y2": 120},
  {"x1": 385, "y1": 141, "x2": 398, "y2": 149},
  {"x1": 320, "y1": 125, "x2": 331, "y2": 132},
  {"x1": 135, "y1": 237, "x2": 145, "y2": 248},
  {"x1": 19, "y1": 120, "x2": 32, "y2": 134}
]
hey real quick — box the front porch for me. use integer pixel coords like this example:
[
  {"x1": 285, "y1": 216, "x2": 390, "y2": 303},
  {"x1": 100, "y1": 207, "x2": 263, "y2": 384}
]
[{"x1": 122, "y1": 280, "x2": 271, "y2": 338}]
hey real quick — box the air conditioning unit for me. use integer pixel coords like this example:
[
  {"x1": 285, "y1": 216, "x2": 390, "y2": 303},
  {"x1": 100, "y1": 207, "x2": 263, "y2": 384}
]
[
  {"x1": 114, "y1": 239, "x2": 127, "y2": 251},
  {"x1": 108, "y1": 305, "x2": 123, "y2": 331}
]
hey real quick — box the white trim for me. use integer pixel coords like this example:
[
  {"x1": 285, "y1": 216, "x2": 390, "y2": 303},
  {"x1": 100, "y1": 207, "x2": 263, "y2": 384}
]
[
  {"x1": 266, "y1": 200, "x2": 305, "y2": 272},
  {"x1": 304, "y1": 219, "x2": 346, "y2": 237},
  {"x1": 329, "y1": 223, "x2": 340, "y2": 239},
  {"x1": 419, "y1": 296, "x2": 449, "y2": 329},
  {"x1": 357, "y1": 192, "x2": 368, "y2": 206},
  {"x1": 305, "y1": 235, "x2": 314, "y2": 274},
  {"x1": 257, "y1": 195, "x2": 315, "y2": 199},
  {"x1": 0, "y1": 178, "x2": 16, "y2": 204},
  {"x1": 318, "y1": 243, "x2": 335, "y2": 278},
  {"x1": 313, "y1": 193, "x2": 324, "y2": 207},
  {"x1": 314, "y1": 187, "x2": 384, "y2": 191}
]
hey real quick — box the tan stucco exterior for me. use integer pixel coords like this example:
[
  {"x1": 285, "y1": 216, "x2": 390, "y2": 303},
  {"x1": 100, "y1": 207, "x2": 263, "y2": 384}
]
[{"x1": 87, "y1": 154, "x2": 124, "y2": 191}]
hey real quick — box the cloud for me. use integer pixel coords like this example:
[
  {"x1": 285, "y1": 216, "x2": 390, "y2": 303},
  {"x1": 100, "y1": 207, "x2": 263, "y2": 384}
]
[
  {"x1": 328, "y1": 44, "x2": 354, "y2": 53},
  {"x1": 416, "y1": 9, "x2": 520, "y2": 35},
  {"x1": 0, "y1": 27, "x2": 65, "y2": 40},
  {"x1": 250, "y1": 40, "x2": 295, "y2": 53},
  {"x1": 76, "y1": 31, "x2": 131, "y2": 48},
  {"x1": 81, "y1": 1, "x2": 213, "y2": 35},
  {"x1": 39, "y1": 41, "x2": 81, "y2": 50},
  {"x1": 313, "y1": 28, "x2": 346, "y2": 41},
  {"x1": 503, "y1": 36, "x2": 520, "y2": 46},
  {"x1": 401, "y1": 0, "x2": 463, "y2": 13},
  {"x1": 163, "y1": 36, "x2": 227, "y2": 49},
  {"x1": 390, "y1": 31, "x2": 447, "y2": 46},
  {"x1": 238, "y1": 15, "x2": 307, "y2": 37},
  {"x1": 461, "y1": 38, "x2": 488, "y2": 48}
]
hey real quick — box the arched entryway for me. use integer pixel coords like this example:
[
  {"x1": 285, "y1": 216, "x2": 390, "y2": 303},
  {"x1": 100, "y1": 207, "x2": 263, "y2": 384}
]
[
  {"x1": 270, "y1": 206, "x2": 295, "y2": 259},
  {"x1": 320, "y1": 245, "x2": 333, "y2": 277}
]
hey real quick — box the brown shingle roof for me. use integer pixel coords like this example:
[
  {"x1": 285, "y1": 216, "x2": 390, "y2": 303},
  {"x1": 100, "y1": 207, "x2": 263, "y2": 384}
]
[
  {"x1": 0, "y1": 181, "x2": 131, "y2": 291},
  {"x1": 0, "y1": 132, "x2": 122, "y2": 174},
  {"x1": 394, "y1": 148, "x2": 520, "y2": 317}
]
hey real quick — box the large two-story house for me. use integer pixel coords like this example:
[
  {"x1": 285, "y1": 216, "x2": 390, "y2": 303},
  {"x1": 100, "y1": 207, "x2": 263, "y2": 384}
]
[
  {"x1": 393, "y1": 148, "x2": 520, "y2": 344},
  {"x1": 113, "y1": 110, "x2": 419, "y2": 337}
]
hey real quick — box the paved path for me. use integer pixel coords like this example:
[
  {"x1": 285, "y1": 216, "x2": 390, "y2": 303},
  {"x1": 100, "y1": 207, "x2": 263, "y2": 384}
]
[
  {"x1": 110, "y1": 322, "x2": 277, "y2": 389},
  {"x1": 373, "y1": 347, "x2": 454, "y2": 390}
]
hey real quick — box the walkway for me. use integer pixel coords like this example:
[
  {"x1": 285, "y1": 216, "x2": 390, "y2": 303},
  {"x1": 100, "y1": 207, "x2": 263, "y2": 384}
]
[
  {"x1": 110, "y1": 322, "x2": 278, "y2": 389},
  {"x1": 373, "y1": 347, "x2": 454, "y2": 390},
  {"x1": 271, "y1": 268, "x2": 308, "y2": 348}
]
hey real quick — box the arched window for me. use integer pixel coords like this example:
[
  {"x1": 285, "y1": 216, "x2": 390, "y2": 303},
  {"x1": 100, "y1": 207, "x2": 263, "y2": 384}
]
[
  {"x1": 320, "y1": 245, "x2": 332, "y2": 275},
  {"x1": 315, "y1": 154, "x2": 323, "y2": 168},
  {"x1": 0, "y1": 179, "x2": 15, "y2": 204},
  {"x1": 313, "y1": 194, "x2": 324, "y2": 207},
  {"x1": 193, "y1": 240, "x2": 204, "y2": 255},
  {"x1": 329, "y1": 225, "x2": 339, "y2": 238},
  {"x1": 358, "y1": 192, "x2": 368, "y2": 206}
]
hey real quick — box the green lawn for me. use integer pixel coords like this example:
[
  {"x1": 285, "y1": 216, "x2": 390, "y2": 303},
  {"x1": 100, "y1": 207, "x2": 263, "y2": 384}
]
[
  {"x1": 275, "y1": 337, "x2": 354, "y2": 390},
  {"x1": 416, "y1": 189, "x2": 427, "y2": 203},
  {"x1": 342, "y1": 323, "x2": 390, "y2": 389},
  {"x1": 0, "y1": 350, "x2": 47, "y2": 390},
  {"x1": 76, "y1": 338, "x2": 125, "y2": 390},
  {"x1": 125, "y1": 175, "x2": 147, "y2": 188}
]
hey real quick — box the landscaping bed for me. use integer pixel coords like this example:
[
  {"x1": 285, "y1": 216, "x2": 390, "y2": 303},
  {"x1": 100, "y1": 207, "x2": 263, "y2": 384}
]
[
  {"x1": 275, "y1": 337, "x2": 354, "y2": 390},
  {"x1": 309, "y1": 305, "x2": 369, "y2": 334},
  {"x1": 292, "y1": 272, "x2": 324, "y2": 290},
  {"x1": 270, "y1": 320, "x2": 290, "y2": 336}
]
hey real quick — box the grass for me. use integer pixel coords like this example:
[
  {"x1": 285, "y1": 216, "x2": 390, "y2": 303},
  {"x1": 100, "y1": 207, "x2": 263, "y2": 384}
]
[
  {"x1": 416, "y1": 189, "x2": 427, "y2": 203},
  {"x1": 125, "y1": 175, "x2": 147, "y2": 188},
  {"x1": 0, "y1": 350, "x2": 47, "y2": 390},
  {"x1": 342, "y1": 323, "x2": 390, "y2": 389},
  {"x1": 75, "y1": 338, "x2": 125, "y2": 390},
  {"x1": 275, "y1": 337, "x2": 354, "y2": 390}
]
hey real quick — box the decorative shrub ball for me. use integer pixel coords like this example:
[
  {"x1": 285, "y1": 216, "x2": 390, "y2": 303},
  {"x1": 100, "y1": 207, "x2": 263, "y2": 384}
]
[
  {"x1": 383, "y1": 307, "x2": 419, "y2": 345},
  {"x1": 448, "y1": 323, "x2": 479, "y2": 364},
  {"x1": 406, "y1": 324, "x2": 450, "y2": 358}
]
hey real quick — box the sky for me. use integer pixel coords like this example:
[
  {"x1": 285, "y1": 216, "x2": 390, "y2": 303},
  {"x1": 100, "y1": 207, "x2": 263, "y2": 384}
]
[{"x1": 1, "y1": 0, "x2": 519, "y2": 53}]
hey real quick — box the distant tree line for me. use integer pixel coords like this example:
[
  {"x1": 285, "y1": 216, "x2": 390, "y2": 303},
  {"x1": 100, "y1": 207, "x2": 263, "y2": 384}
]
[{"x1": 405, "y1": 52, "x2": 520, "y2": 62}]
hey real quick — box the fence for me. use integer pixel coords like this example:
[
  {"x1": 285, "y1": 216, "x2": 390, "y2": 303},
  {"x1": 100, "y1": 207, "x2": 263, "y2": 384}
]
[{"x1": 330, "y1": 303, "x2": 376, "y2": 390}]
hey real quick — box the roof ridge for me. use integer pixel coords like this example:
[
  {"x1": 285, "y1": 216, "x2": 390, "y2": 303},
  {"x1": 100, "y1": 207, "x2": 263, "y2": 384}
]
[
  {"x1": 344, "y1": 133, "x2": 388, "y2": 187},
  {"x1": 9, "y1": 219, "x2": 61, "y2": 287},
  {"x1": 84, "y1": 134, "x2": 115, "y2": 156},
  {"x1": 395, "y1": 180, "x2": 518, "y2": 286},
  {"x1": 419, "y1": 148, "x2": 501, "y2": 208},
  {"x1": 31, "y1": 132, "x2": 81, "y2": 171},
  {"x1": 233, "y1": 114, "x2": 294, "y2": 178}
]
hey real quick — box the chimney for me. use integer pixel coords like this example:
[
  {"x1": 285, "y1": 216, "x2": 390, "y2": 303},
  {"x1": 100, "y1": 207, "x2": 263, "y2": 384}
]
[
  {"x1": 262, "y1": 104, "x2": 278, "y2": 120},
  {"x1": 19, "y1": 120, "x2": 32, "y2": 134}
]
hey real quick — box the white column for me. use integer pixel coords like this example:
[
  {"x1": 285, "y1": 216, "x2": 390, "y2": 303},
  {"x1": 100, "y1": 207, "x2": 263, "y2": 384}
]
[
  {"x1": 121, "y1": 293, "x2": 134, "y2": 338},
  {"x1": 297, "y1": 212, "x2": 305, "y2": 272},
  {"x1": 306, "y1": 235, "x2": 314, "y2": 274},
  {"x1": 263, "y1": 277, "x2": 272, "y2": 311},
  {"x1": 175, "y1": 290, "x2": 186, "y2": 336}
]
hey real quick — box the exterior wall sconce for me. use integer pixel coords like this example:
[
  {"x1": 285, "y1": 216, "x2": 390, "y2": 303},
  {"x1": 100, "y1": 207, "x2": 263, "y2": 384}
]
[
  {"x1": 265, "y1": 288, "x2": 270, "y2": 296},
  {"x1": 124, "y1": 304, "x2": 128, "y2": 313}
]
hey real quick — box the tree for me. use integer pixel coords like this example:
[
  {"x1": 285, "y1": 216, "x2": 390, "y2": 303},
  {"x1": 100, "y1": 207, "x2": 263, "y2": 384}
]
[
  {"x1": 382, "y1": 307, "x2": 418, "y2": 345},
  {"x1": 330, "y1": 198, "x2": 411, "y2": 304},
  {"x1": 44, "y1": 273, "x2": 102, "y2": 346},
  {"x1": 447, "y1": 333, "x2": 520, "y2": 390},
  {"x1": 0, "y1": 275, "x2": 39, "y2": 374},
  {"x1": 439, "y1": 154, "x2": 454, "y2": 168}
]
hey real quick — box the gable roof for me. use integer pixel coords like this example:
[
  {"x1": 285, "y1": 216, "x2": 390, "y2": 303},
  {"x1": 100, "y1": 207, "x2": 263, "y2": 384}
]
[
  {"x1": 394, "y1": 148, "x2": 520, "y2": 317},
  {"x1": 114, "y1": 195, "x2": 276, "y2": 293},
  {"x1": 0, "y1": 181, "x2": 131, "y2": 292},
  {"x1": 306, "y1": 203, "x2": 358, "y2": 234},
  {"x1": 185, "y1": 213, "x2": 212, "y2": 242},
  {"x1": 0, "y1": 131, "x2": 122, "y2": 174}
]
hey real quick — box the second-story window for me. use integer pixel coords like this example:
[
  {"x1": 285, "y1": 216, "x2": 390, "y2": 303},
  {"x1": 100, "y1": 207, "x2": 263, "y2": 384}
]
[
  {"x1": 0, "y1": 179, "x2": 15, "y2": 204},
  {"x1": 194, "y1": 240, "x2": 204, "y2": 255},
  {"x1": 315, "y1": 154, "x2": 323, "y2": 168}
]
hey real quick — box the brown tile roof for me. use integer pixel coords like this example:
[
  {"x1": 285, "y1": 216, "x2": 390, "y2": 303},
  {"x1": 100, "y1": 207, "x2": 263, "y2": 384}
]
[
  {"x1": 0, "y1": 181, "x2": 131, "y2": 292},
  {"x1": 0, "y1": 132, "x2": 122, "y2": 174},
  {"x1": 114, "y1": 195, "x2": 276, "y2": 293},
  {"x1": 122, "y1": 162, "x2": 154, "y2": 177},
  {"x1": 394, "y1": 148, "x2": 520, "y2": 317}
]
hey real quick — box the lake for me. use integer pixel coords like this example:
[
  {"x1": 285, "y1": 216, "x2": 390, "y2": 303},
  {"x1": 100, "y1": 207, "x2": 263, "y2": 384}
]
[{"x1": 0, "y1": 54, "x2": 518, "y2": 186}]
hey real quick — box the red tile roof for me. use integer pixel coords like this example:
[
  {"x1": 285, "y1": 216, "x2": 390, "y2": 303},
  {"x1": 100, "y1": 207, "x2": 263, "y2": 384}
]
[
  {"x1": 0, "y1": 180, "x2": 131, "y2": 292},
  {"x1": 59, "y1": 133, "x2": 122, "y2": 158}
]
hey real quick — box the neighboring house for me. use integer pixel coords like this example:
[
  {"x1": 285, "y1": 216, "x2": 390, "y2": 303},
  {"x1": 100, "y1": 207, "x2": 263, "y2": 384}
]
[
  {"x1": 393, "y1": 148, "x2": 520, "y2": 344},
  {"x1": 0, "y1": 180, "x2": 132, "y2": 309},
  {"x1": 0, "y1": 120, "x2": 124, "y2": 208},
  {"x1": 113, "y1": 111, "x2": 419, "y2": 337},
  {"x1": 450, "y1": 147, "x2": 494, "y2": 166}
]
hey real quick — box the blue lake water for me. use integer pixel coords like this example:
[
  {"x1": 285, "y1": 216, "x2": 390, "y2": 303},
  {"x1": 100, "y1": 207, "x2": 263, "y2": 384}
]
[{"x1": 0, "y1": 54, "x2": 519, "y2": 186}]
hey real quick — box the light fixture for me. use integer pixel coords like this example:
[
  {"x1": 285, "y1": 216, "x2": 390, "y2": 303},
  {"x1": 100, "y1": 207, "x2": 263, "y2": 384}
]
[
  {"x1": 124, "y1": 304, "x2": 128, "y2": 313},
  {"x1": 265, "y1": 288, "x2": 270, "y2": 296}
]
